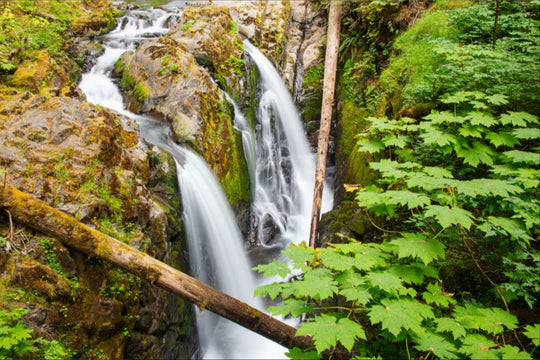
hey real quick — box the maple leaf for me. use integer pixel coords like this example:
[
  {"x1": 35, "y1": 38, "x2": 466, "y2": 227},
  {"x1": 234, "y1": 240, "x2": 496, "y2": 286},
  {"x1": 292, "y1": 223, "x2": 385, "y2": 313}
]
[
  {"x1": 339, "y1": 286, "x2": 373, "y2": 305},
  {"x1": 434, "y1": 317, "x2": 467, "y2": 339},
  {"x1": 390, "y1": 233, "x2": 445, "y2": 264},
  {"x1": 512, "y1": 128, "x2": 540, "y2": 140},
  {"x1": 285, "y1": 347, "x2": 321, "y2": 360},
  {"x1": 503, "y1": 150, "x2": 540, "y2": 165},
  {"x1": 368, "y1": 298, "x2": 434, "y2": 337},
  {"x1": 366, "y1": 271, "x2": 405, "y2": 295},
  {"x1": 466, "y1": 111, "x2": 498, "y2": 127},
  {"x1": 524, "y1": 324, "x2": 540, "y2": 346},
  {"x1": 422, "y1": 282, "x2": 456, "y2": 308},
  {"x1": 424, "y1": 111, "x2": 466, "y2": 124},
  {"x1": 422, "y1": 166, "x2": 453, "y2": 179},
  {"x1": 424, "y1": 205, "x2": 474, "y2": 230},
  {"x1": 296, "y1": 313, "x2": 366, "y2": 354},
  {"x1": 282, "y1": 268, "x2": 338, "y2": 300},
  {"x1": 267, "y1": 299, "x2": 313, "y2": 317},
  {"x1": 253, "y1": 282, "x2": 284, "y2": 300},
  {"x1": 420, "y1": 125, "x2": 456, "y2": 147},
  {"x1": 252, "y1": 260, "x2": 291, "y2": 278},
  {"x1": 282, "y1": 242, "x2": 315, "y2": 272},
  {"x1": 413, "y1": 331, "x2": 458, "y2": 359},
  {"x1": 485, "y1": 131, "x2": 520, "y2": 148},
  {"x1": 485, "y1": 94, "x2": 509, "y2": 105},
  {"x1": 387, "y1": 264, "x2": 426, "y2": 285},
  {"x1": 456, "y1": 141, "x2": 496, "y2": 167},
  {"x1": 383, "y1": 134, "x2": 411, "y2": 148},
  {"x1": 459, "y1": 334, "x2": 499, "y2": 360},
  {"x1": 385, "y1": 190, "x2": 431, "y2": 209},
  {"x1": 498, "y1": 345, "x2": 532, "y2": 360},
  {"x1": 499, "y1": 112, "x2": 538, "y2": 127},
  {"x1": 357, "y1": 138, "x2": 385, "y2": 153},
  {"x1": 459, "y1": 124, "x2": 484, "y2": 138}
]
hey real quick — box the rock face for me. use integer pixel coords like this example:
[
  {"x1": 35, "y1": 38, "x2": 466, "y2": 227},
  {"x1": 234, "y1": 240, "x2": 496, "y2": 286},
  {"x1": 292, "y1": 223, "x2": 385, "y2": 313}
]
[
  {"x1": 0, "y1": 86, "x2": 193, "y2": 359},
  {"x1": 115, "y1": 6, "x2": 250, "y2": 208}
]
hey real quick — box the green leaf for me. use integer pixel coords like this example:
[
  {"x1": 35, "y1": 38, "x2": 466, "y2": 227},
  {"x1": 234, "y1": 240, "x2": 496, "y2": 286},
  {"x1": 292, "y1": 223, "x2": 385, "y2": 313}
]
[
  {"x1": 254, "y1": 282, "x2": 284, "y2": 300},
  {"x1": 512, "y1": 128, "x2": 540, "y2": 140},
  {"x1": 498, "y1": 345, "x2": 532, "y2": 360},
  {"x1": 523, "y1": 324, "x2": 540, "y2": 346},
  {"x1": 282, "y1": 242, "x2": 315, "y2": 272},
  {"x1": 459, "y1": 334, "x2": 499, "y2": 360},
  {"x1": 452, "y1": 179, "x2": 524, "y2": 198},
  {"x1": 422, "y1": 166, "x2": 453, "y2": 179},
  {"x1": 424, "y1": 205, "x2": 474, "y2": 230},
  {"x1": 422, "y1": 283, "x2": 456, "y2": 308},
  {"x1": 456, "y1": 141, "x2": 496, "y2": 167},
  {"x1": 387, "y1": 264, "x2": 426, "y2": 285},
  {"x1": 252, "y1": 260, "x2": 291, "y2": 278},
  {"x1": 296, "y1": 313, "x2": 366, "y2": 353},
  {"x1": 485, "y1": 94, "x2": 509, "y2": 106},
  {"x1": 339, "y1": 286, "x2": 373, "y2": 305},
  {"x1": 285, "y1": 347, "x2": 321, "y2": 360},
  {"x1": 320, "y1": 249, "x2": 361, "y2": 272},
  {"x1": 368, "y1": 298, "x2": 434, "y2": 337},
  {"x1": 420, "y1": 125, "x2": 456, "y2": 147},
  {"x1": 390, "y1": 233, "x2": 445, "y2": 265},
  {"x1": 453, "y1": 304, "x2": 518, "y2": 334},
  {"x1": 406, "y1": 173, "x2": 451, "y2": 191},
  {"x1": 267, "y1": 299, "x2": 313, "y2": 317},
  {"x1": 357, "y1": 138, "x2": 385, "y2": 153},
  {"x1": 503, "y1": 150, "x2": 540, "y2": 165},
  {"x1": 466, "y1": 111, "x2": 498, "y2": 127},
  {"x1": 366, "y1": 271, "x2": 405, "y2": 295},
  {"x1": 499, "y1": 112, "x2": 538, "y2": 127},
  {"x1": 434, "y1": 317, "x2": 467, "y2": 339},
  {"x1": 385, "y1": 190, "x2": 431, "y2": 209},
  {"x1": 485, "y1": 131, "x2": 520, "y2": 148},
  {"x1": 282, "y1": 268, "x2": 338, "y2": 301},
  {"x1": 459, "y1": 124, "x2": 484, "y2": 138},
  {"x1": 424, "y1": 111, "x2": 466, "y2": 124},
  {"x1": 383, "y1": 134, "x2": 411, "y2": 148},
  {"x1": 413, "y1": 331, "x2": 458, "y2": 359}
]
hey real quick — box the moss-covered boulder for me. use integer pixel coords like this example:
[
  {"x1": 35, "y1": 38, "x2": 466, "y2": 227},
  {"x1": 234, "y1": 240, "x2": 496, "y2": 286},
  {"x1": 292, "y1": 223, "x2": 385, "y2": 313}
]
[
  {"x1": 115, "y1": 29, "x2": 250, "y2": 208},
  {"x1": 0, "y1": 88, "x2": 193, "y2": 359}
]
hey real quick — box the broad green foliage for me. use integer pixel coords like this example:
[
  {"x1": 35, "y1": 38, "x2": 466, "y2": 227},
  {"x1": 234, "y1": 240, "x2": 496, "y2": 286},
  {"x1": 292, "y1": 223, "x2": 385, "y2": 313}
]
[
  {"x1": 0, "y1": 307, "x2": 73, "y2": 360},
  {"x1": 254, "y1": 93, "x2": 538, "y2": 358},
  {"x1": 380, "y1": 0, "x2": 540, "y2": 115}
]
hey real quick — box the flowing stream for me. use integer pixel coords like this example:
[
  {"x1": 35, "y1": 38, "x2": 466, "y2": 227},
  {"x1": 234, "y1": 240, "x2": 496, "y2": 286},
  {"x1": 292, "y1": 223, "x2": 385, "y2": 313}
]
[{"x1": 79, "y1": 2, "x2": 331, "y2": 358}]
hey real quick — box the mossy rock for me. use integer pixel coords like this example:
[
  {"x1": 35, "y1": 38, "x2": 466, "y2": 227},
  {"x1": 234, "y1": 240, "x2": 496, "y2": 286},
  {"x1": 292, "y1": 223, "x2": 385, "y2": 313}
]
[{"x1": 317, "y1": 200, "x2": 372, "y2": 248}]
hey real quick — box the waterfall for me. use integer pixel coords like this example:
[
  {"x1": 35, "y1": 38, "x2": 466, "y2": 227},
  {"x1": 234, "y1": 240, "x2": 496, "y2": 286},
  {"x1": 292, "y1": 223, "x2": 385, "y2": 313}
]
[
  {"x1": 242, "y1": 40, "x2": 333, "y2": 246},
  {"x1": 77, "y1": 5, "x2": 286, "y2": 359}
]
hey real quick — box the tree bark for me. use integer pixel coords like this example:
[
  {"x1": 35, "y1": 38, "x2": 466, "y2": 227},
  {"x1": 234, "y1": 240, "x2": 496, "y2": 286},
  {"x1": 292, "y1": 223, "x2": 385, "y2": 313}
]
[
  {"x1": 309, "y1": 0, "x2": 343, "y2": 248},
  {"x1": 493, "y1": 0, "x2": 500, "y2": 47},
  {"x1": 0, "y1": 185, "x2": 313, "y2": 351}
]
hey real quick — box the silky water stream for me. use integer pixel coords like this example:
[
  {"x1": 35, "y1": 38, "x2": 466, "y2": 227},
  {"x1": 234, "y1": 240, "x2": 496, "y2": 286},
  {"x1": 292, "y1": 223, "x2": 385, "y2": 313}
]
[{"x1": 79, "y1": 2, "x2": 331, "y2": 358}]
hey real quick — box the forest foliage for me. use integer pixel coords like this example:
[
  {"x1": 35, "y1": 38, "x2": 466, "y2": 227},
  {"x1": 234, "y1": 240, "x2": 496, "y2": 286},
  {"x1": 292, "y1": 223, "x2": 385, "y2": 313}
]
[{"x1": 255, "y1": 0, "x2": 539, "y2": 358}]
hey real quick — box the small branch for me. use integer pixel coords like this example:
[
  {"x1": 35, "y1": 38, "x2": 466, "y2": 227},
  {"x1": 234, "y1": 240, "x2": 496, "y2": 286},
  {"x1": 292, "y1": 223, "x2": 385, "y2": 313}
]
[
  {"x1": 365, "y1": 211, "x2": 401, "y2": 234},
  {"x1": 460, "y1": 228, "x2": 526, "y2": 351}
]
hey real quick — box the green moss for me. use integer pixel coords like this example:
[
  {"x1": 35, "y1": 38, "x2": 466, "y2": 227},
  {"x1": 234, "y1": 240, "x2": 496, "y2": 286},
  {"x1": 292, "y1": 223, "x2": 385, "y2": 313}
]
[
  {"x1": 302, "y1": 63, "x2": 324, "y2": 122},
  {"x1": 133, "y1": 82, "x2": 150, "y2": 105}
]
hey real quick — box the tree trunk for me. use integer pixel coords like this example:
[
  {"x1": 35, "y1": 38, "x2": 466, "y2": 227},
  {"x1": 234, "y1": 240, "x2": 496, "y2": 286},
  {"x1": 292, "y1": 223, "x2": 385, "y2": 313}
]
[
  {"x1": 309, "y1": 0, "x2": 343, "y2": 248},
  {"x1": 0, "y1": 185, "x2": 313, "y2": 351},
  {"x1": 493, "y1": 0, "x2": 500, "y2": 47}
]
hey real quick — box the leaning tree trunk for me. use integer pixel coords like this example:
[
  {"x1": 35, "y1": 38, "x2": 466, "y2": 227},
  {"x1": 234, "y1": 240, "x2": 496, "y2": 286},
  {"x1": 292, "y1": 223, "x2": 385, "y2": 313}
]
[
  {"x1": 309, "y1": 0, "x2": 343, "y2": 248},
  {"x1": 0, "y1": 185, "x2": 313, "y2": 351}
]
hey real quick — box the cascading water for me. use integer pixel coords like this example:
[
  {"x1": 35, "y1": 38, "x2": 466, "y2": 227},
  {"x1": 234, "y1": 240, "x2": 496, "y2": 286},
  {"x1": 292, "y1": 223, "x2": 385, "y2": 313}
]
[
  {"x1": 77, "y1": 4, "x2": 286, "y2": 359},
  {"x1": 242, "y1": 40, "x2": 333, "y2": 247}
]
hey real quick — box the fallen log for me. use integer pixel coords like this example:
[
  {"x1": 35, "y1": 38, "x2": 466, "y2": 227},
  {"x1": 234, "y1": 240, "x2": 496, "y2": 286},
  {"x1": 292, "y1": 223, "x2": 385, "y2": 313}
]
[{"x1": 0, "y1": 185, "x2": 313, "y2": 351}]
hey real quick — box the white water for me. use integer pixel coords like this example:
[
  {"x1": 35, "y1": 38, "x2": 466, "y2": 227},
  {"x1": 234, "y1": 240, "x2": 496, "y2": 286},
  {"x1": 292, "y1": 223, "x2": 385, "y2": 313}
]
[
  {"x1": 177, "y1": 150, "x2": 285, "y2": 359},
  {"x1": 77, "y1": 4, "x2": 286, "y2": 359},
  {"x1": 243, "y1": 40, "x2": 333, "y2": 246}
]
